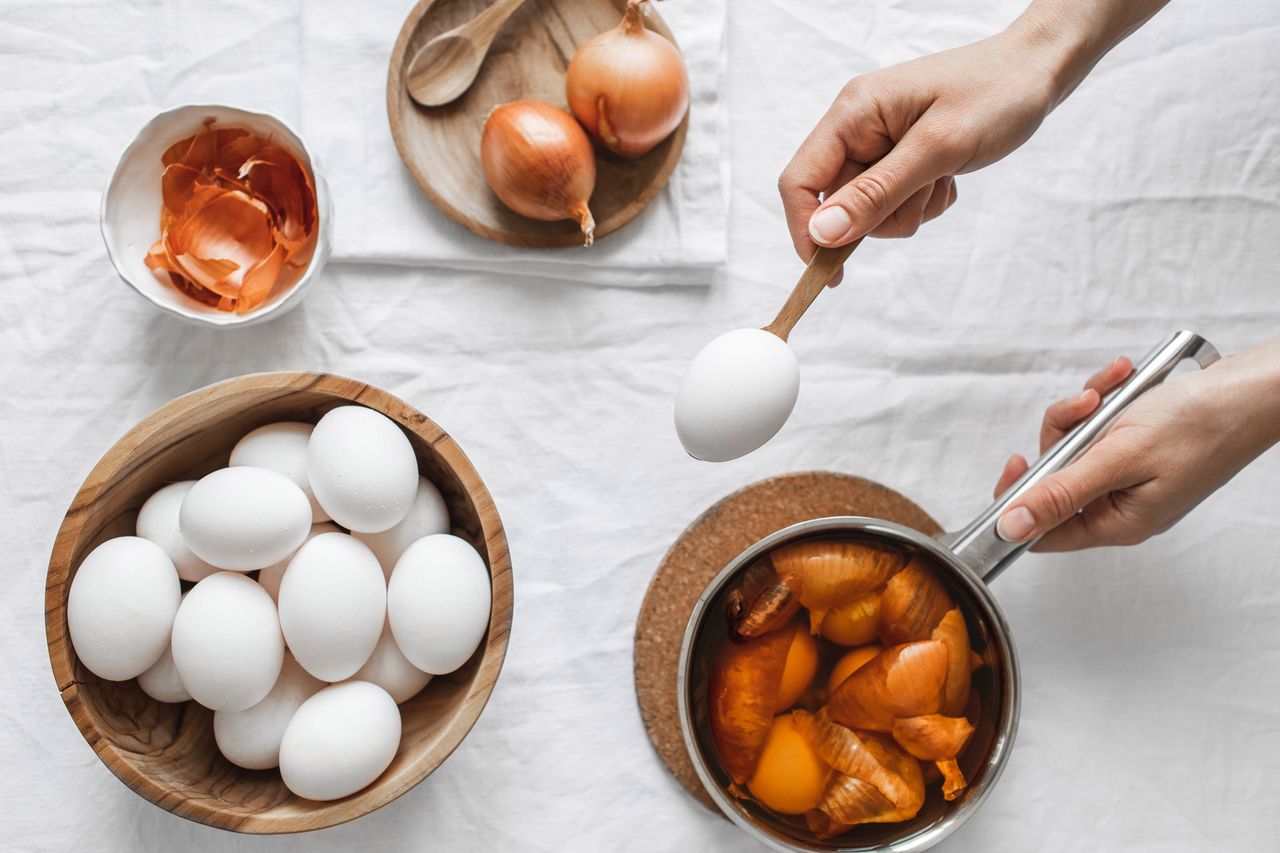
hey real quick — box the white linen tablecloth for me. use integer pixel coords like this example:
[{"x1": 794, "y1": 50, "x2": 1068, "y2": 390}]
[{"x1": 2, "y1": 1, "x2": 1279, "y2": 851}]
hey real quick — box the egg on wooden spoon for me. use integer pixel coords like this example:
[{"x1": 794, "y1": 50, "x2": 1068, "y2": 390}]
[
  {"x1": 674, "y1": 328, "x2": 800, "y2": 462},
  {"x1": 674, "y1": 244, "x2": 859, "y2": 462}
]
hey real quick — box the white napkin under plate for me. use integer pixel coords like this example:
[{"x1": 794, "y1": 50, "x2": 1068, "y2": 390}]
[{"x1": 299, "y1": 0, "x2": 729, "y2": 287}]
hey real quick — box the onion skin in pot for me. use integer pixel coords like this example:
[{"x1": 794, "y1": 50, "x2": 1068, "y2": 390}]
[
  {"x1": 708, "y1": 628, "x2": 793, "y2": 784},
  {"x1": 796, "y1": 710, "x2": 926, "y2": 831},
  {"x1": 891, "y1": 714, "x2": 975, "y2": 801},
  {"x1": 480, "y1": 101, "x2": 597, "y2": 245},
  {"x1": 878, "y1": 557, "x2": 955, "y2": 644},
  {"x1": 565, "y1": 0, "x2": 690, "y2": 157},
  {"x1": 826, "y1": 640, "x2": 948, "y2": 731},
  {"x1": 931, "y1": 607, "x2": 972, "y2": 716},
  {"x1": 733, "y1": 541, "x2": 906, "y2": 639}
]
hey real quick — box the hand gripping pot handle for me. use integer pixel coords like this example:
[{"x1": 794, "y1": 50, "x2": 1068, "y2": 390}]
[{"x1": 941, "y1": 330, "x2": 1221, "y2": 582}]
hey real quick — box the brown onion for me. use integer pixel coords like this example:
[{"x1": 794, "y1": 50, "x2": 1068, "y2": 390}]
[
  {"x1": 480, "y1": 100, "x2": 596, "y2": 245},
  {"x1": 565, "y1": 0, "x2": 690, "y2": 157}
]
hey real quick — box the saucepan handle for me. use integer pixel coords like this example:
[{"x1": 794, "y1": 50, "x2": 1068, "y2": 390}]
[{"x1": 941, "y1": 330, "x2": 1221, "y2": 582}]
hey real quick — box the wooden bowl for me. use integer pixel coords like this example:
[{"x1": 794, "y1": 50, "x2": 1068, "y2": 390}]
[
  {"x1": 44, "y1": 372, "x2": 513, "y2": 833},
  {"x1": 387, "y1": 0, "x2": 689, "y2": 248}
]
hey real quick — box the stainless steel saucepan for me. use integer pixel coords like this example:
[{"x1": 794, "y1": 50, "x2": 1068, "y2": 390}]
[{"x1": 677, "y1": 330, "x2": 1221, "y2": 852}]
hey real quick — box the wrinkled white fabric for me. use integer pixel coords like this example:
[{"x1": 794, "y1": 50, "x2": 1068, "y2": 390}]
[{"x1": 1, "y1": 1, "x2": 1279, "y2": 852}]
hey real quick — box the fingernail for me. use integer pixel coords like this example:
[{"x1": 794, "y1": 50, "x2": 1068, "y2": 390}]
[
  {"x1": 809, "y1": 206, "x2": 852, "y2": 245},
  {"x1": 997, "y1": 507, "x2": 1035, "y2": 542},
  {"x1": 1075, "y1": 390, "x2": 1093, "y2": 403}
]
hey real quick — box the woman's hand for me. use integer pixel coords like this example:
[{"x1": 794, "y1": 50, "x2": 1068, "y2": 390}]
[
  {"x1": 994, "y1": 340, "x2": 1280, "y2": 552},
  {"x1": 778, "y1": 0, "x2": 1173, "y2": 271},
  {"x1": 778, "y1": 29, "x2": 1059, "y2": 262}
]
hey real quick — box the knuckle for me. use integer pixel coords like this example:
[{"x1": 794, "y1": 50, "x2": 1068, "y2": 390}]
[
  {"x1": 777, "y1": 167, "x2": 797, "y2": 196},
  {"x1": 847, "y1": 173, "x2": 892, "y2": 216},
  {"x1": 1037, "y1": 478, "x2": 1079, "y2": 522},
  {"x1": 839, "y1": 76, "x2": 869, "y2": 101}
]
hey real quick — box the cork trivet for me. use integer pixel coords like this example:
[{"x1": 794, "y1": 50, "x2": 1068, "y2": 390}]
[{"x1": 632, "y1": 471, "x2": 942, "y2": 811}]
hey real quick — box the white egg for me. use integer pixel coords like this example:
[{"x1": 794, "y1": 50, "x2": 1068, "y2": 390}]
[
  {"x1": 353, "y1": 623, "x2": 432, "y2": 704},
  {"x1": 307, "y1": 406, "x2": 417, "y2": 533},
  {"x1": 137, "y1": 644, "x2": 190, "y2": 703},
  {"x1": 278, "y1": 533, "x2": 386, "y2": 681},
  {"x1": 67, "y1": 536, "x2": 180, "y2": 682},
  {"x1": 257, "y1": 522, "x2": 342, "y2": 603},
  {"x1": 214, "y1": 653, "x2": 325, "y2": 770},
  {"x1": 136, "y1": 481, "x2": 217, "y2": 582},
  {"x1": 674, "y1": 327, "x2": 800, "y2": 462},
  {"x1": 171, "y1": 572, "x2": 284, "y2": 711},
  {"x1": 137, "y1": 591, "x2": 191, "y2": 703},
  {"x1": 230, "y1": 421, "x2": 330, "y2": 524},
  {"x1": 279, "y1": 681, "x2": 401, "y2": 801},
  {"x1": 387, "y1": 534, "x2": 491, "y2": 675},
  {"x1": 353, "y1": 476, "x2": 450, "y2": 579},
  {"x1": 179, "y1": 466, "x2": 312, "y2": 571}
]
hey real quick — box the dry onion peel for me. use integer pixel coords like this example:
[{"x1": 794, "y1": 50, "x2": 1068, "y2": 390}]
[
  {"x1": 480, "y1": 101, "x2": 597, "y2": 246},
  {"x1": 565, "y1": 0, "x2": 690, "y2": 158},
  {"x1": 145, "y1": 118, "x2": 318, "y2": 314}
]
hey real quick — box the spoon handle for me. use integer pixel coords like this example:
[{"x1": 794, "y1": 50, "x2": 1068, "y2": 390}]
[
  {"x1": 472, "y1": 0, "x2": 527, "y2": 41},
  {"x1": 763, "y1": 239, "x2": 863, "y2": 342}
]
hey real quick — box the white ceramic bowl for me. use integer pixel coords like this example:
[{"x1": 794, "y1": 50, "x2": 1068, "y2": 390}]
[{"x1": 101, "y1": 105, "x2": 333, "y2": 328}]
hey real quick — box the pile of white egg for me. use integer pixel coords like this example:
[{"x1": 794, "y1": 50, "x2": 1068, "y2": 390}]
[{"x1": 66, "y1": 405, "x2": 492, "y2": 802}]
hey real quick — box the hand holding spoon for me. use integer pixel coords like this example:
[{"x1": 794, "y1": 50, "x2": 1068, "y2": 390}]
[
  {"x1": 406, "y1": 0, "x2": 528, "y2": 107},
  {"x1": 674, "y1": 242, "x2": 862, "y2": 462}
]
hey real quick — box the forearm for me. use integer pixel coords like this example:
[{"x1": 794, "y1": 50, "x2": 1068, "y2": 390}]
[{"x1": 1006, "y1": 0, "x2": 1172, "y2": 107}]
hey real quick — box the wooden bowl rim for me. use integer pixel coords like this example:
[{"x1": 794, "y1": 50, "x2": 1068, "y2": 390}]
[
  {"x1": 44, "y1": 370, "x2": 513, "y2": 833},
  {"x1": 385, "y1": 0, "x2": 689, "y2": 248}
]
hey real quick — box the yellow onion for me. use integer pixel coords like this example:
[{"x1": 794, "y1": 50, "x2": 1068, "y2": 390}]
[
  {"x1": 480, "y1": 100, "x2": 596, "y2": 245},
  {"x1": 565, "y1": 0, "x2": 690, "y2": 157}
]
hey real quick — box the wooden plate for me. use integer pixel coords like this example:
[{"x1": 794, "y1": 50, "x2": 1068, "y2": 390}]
[
  {"x1": 45, "y1": 373, "x2": 513, "y2": 832},
  {"x1": 633, "y1": 471, "x2": 941, "y2": 811},
  {"x1": 387, "y1": 0, "x2": 689, "y2": 247}
]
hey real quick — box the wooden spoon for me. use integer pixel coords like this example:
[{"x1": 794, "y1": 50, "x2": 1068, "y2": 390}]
[
  {"x1": 406, "y1": 0, "x2": 528, "y2": 107},
  {"x1": 763, "y1": 239, "x2": 863, "y2": 342}
]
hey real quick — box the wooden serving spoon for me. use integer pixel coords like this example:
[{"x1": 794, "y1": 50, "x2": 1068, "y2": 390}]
[
  {"x1": 763, "y1": 239, "x2": 863, "y2": 342},
  {"x1": 406, "y1": 0, "x2": 528, "y2": 107}
]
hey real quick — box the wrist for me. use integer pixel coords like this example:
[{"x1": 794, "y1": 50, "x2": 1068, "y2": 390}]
[
  {"x1": 1002, "y1": 7, "x2": 1103, "y2": 109},
  {"x1": 1004, "y1": 0, "x2": 1172, "y2": 109},
  {"x1": 1204, "y1": 339, "x2": 1280, "y2": 451},
  {"x1": 1236, "y1": 340, "x2": 1280, "y2": 444}
]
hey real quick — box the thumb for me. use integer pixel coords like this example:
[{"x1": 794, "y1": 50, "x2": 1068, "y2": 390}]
[
  {"x1": 995, "y1": 444, "x2": 1129, "y2": 543},
  {"x1": 807, "y1": 123, "x2": 954, "y2": 247}
]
